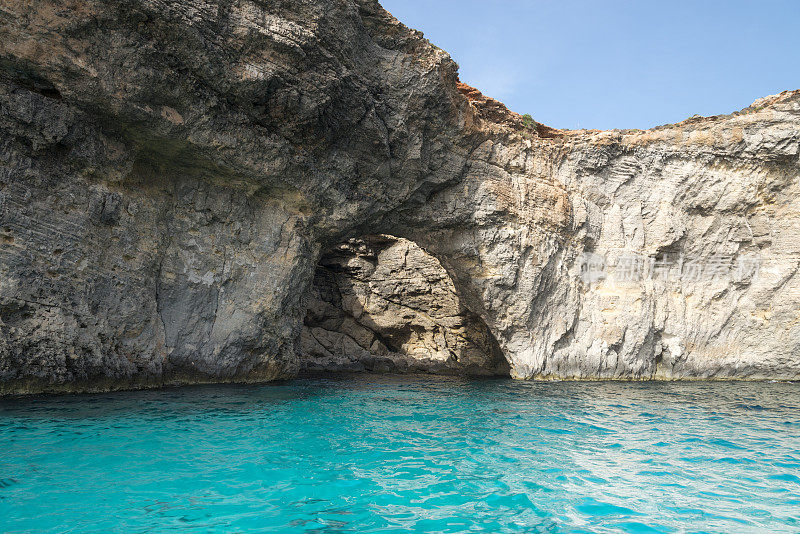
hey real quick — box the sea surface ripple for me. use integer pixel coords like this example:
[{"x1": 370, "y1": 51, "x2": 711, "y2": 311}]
[{"x1": 1, "y1": 377, "x2": 799, "y2": 533}]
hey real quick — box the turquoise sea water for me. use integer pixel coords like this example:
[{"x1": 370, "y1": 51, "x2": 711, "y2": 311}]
[{"x1": 1, "y1": 377, "x2": 799, "y2": 533}]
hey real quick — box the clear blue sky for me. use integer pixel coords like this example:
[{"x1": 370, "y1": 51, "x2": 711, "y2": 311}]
[{"x1": 379, "y1": 0, "x2": 800, "y2": 130}]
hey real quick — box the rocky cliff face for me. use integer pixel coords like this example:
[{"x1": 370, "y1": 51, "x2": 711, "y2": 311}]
[{"x1": 1, "y1": 0, "x2": 798, "y2": 393}]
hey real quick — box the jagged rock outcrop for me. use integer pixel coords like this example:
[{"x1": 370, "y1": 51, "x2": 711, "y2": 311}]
[
  {"x1": 0, "y1": 0, "x2": 798, "y2": 393},
  {"x1": 300, "y1": 235, "x2": 509, "y2": 375}
]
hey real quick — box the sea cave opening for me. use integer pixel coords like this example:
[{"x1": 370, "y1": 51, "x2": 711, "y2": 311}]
[{"x1": 299, "y1": 235, "x2": 511, "y2": 377}]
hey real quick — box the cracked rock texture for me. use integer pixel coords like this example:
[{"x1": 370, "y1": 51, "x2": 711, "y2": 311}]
[{"x1": 1, "y1": 0, "x2": 799, "y2": 393}]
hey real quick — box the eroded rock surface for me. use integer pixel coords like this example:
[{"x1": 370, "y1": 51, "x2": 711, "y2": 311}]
[
  {"x1": 300, "y1": 235, "x2": 508, "y2": 375},
  {"x1": 1, "y1": 0, "x2": 798, "y2": 393}
]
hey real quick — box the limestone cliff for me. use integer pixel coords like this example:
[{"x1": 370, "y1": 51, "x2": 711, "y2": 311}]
[{"x1": 0, "y1": 0, "x2": 798, "y2": 393}]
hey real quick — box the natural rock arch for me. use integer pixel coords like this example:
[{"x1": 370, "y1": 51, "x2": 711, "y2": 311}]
[{"x1": 1, "y1": 0, "x2": 799, "y2": 394}]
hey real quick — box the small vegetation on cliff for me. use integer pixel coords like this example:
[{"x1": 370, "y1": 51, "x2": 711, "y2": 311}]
[
  {"x1": 521, "y1": 113, "x2": 539, "y2": 139},
  {"x1": 522, "y1": 113, "x2": 536, "y2": 129}
]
